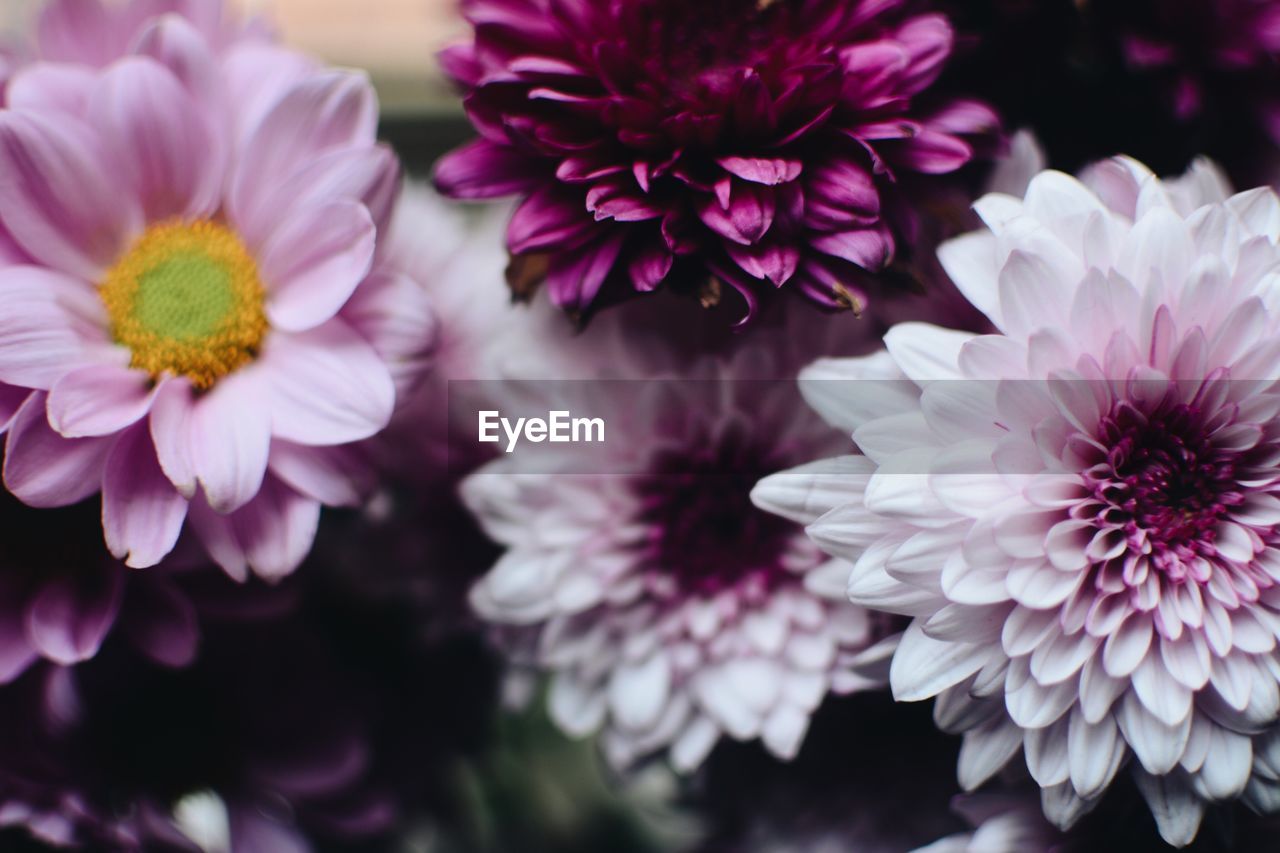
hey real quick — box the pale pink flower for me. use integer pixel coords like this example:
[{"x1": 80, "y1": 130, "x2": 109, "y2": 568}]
[
  {"x1": 0, "y1": 6, "x2": 431, "y2": 580},
  {"x1": 755, "y1": 156, "x2": 1280, "y2": 846},
  {"x1": 463, "y1": 317, "x2": 889, "y2": 771}
]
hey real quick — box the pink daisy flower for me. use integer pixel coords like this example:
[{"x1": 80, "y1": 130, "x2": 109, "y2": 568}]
[
  {"x1": 463, "y1": 317, "x2": 889, "y2": 771},
  {"x1": 0, "y1": 6, "x2": 431, "y2": 580},
  {"x1": 754, "y1": 156, "x2": 1280, "y2": 845}
]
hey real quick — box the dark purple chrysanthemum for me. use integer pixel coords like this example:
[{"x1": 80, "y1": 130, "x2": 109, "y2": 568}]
[{"x1": 434, "y1": 0, "x2": 998, "y2": 323}]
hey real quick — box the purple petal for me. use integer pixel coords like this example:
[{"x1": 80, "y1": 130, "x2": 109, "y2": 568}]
[
  {"x1": 889, "y1": 128, "x2": 973, "y2": 174},
  {"x1": 47, "y1": 364, "x2": 159, "y2": 439},
  {"x1": 89, "y1": 57, "x2": 224, "y2": 221},
  {"x1": 697, "y1": 182, "x2": 776, "y2": 245},
  {"x1": 434, "y1": 138, "x2": 542, "y2": 199},
  {"x1": 36, "y1": 0, "x2": 125, "y2": 66},
  {"x1": 260, "y1": 200, "x2": 375, "y2": 332},
  {"x1": 0, "y1": 576, "x2": 37, "y2": 682},
  {"x1": 102, "y1": 422, "x2": 188, "y2": 568},
  {"x1": 627, "y1": 241, "x2": 674, "y2": 292},
  {"x1": 24, "y1": 563, "x2": 124, "y2": 665},
  {"x1": 150, "y1": 378, "x2": 197, "y2": 498},
  {"x1": 203, "y1": 476, "x2": 320, "y2": 583},
  {"x1": 0, "y1": 384, "x2": 31, "y2": 432},
  {"x1": 806, "y1": 158, "x2": 880, "y2": 228},
  {"x1": 262, "y1": 319, "x2": 395, "y2": 446},
  {"x1": 190, "y1": 369, "x2": 271, "y2": 514},
  {"x1": 894, "y1": 14, "x2": 954, "y2": 94},
  {"x1": 4, "y1": 392, "x2": 111, "y2": 508},
  {"x1": 717, "y1": 156, "x2": 802, "y2": 186},
  {"x1": 7, "y1": 64, "x2": 96, "y2": 119},
  {"x1": 585, "y1": 178, "x2": 663, "y2": 222},
  {"x1": 231, "y1": 69, "x2": 378, "y2": 219},
  {"x1": 132, "y1": 15, "x2": 224, "y2": 109},
  {"x1": 238, "y1": 144, "x2": 398, "y2": 242},
  {"x1": 0, "y1": 112, "x2": 140, "y2": 281},
  {"x1": 0, "y1": 266, "x2": 89, "y2": 389},
  {"x1": 811, "y1": 227, "x2": 894, "y2": 269},
  {"x1": 725, "y1": 240, "x2": 800, "y2": 286},
  {"x1": 507, "y1": 185, "x2": 596, "y2": 253},
  {"x1": 268, "y1": 441, "x2": 369, "y2": 507},
  {"x1": 546, "y1": 232, "x2": 625, "y2": 310}
]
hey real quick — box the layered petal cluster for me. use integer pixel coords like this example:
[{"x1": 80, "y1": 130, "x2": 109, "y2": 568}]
[
  {"x1": 435, "y1": 0, "x2": 996, "y2": 322},
  {"x1": 0, "y1": 2, "x2": 433, "y2": 580},
  {"x1": 755, "y1": 157, "x2": 1280, "y2": 845},
  {"x1": 464, "y1": 342, "x2": 888, "y2": 771}
]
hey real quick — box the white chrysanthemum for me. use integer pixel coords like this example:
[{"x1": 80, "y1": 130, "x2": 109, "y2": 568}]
[
  {"x1": 754, "y1": 156, "x2": 1280, "y2": 846},
  {"x1": 463, "y1": 344, "x2": 889, "y2": 771}
]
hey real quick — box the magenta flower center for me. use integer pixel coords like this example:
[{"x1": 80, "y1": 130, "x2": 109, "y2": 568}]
[
  {"x1": 633, "y1": 432, "x2": 798, "y2": 596},
  {"x1": 1088, "y1": 400, "x2": 1243, "y2": 573}
]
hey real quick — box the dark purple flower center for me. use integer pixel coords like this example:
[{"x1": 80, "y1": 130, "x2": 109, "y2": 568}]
[
  {"x1": 633, "y1": 427, "x2": 799, "y2": 596},
  {"x1": 1085, "y1": 399, "x2": 1243, "y2": 574}
]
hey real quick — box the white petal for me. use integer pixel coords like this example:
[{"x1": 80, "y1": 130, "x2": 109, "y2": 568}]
[
  {"x1": 957, "y1": 715, "x2": 1023, "y2": 790},
  {"x1": 609, "y1": 654, "x2": 671, "y2": 733},
  {"x1": 1118, "y1": 690, "x2": 1190, "y2": 775},
  {"x1": 1133, "y1": 771, "x2": 1206, "y2": 848},
  {"x1": 889, "y1": 621, "x2": 989, "y2": 702},
  {"x1": 1067, "y1": 707, "x2": 1123, "y2": 798}
]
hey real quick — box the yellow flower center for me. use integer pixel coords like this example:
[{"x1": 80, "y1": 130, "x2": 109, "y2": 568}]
[{"x1": 99, "y1": 220, "x2": 268, "y2": 390}]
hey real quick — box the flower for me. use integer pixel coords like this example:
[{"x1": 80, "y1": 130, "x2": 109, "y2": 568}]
[
  {"x1": 434, "y1": 0, "x2": 998, "y2": 323},
  {"x1": 753, "y1": 156, "x2": 1280, "y2": 845},
  {"x1": 463, "y1": 314, "x2": 890, "y2": 771},
  {"x1": 0, "y1": 4, "x2": 433, "y2": 579},
  {"x1": 0, "y1": 488, "x2": 201, "y2": 682}
]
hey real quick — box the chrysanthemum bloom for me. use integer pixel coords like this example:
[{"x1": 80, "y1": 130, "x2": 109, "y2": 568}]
[
  {"x1": 463, "y1": 327, "x2": 889, "y2": 771},
  {"x1": 0, "y1": 6, "x2": 432, "y2": 579},
  {"x1": 754, "y1": 156, "x2": 1280, "y2": 845},
  {"x1": 434, "y1": 0, "x2": 997, "y2": 323}
]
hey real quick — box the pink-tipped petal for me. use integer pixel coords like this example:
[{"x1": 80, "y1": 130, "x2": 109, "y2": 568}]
[
  {"x1": 102, "y1": 423, "x2": 189, "y2": 568},
  {"x1": 259, "y1": 200, "x2": 375, "y2": 332},
  {"x1": 4, "y1": 393, "x2": 111, "y2": 508},
  {"x1": 24, "y1": 566, "x2": 124, "y2": 666},
  {"x1": 47, "y1": 365, "x2": 160, "y2": 438},
  {"x1": 262, "y1": 320, "x2": 395, "y2": 446},
  {"x1": 230, "y1": 476, "x2": 321, "y2": 582}
]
